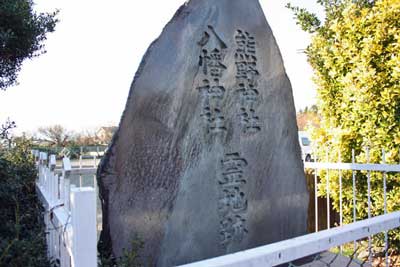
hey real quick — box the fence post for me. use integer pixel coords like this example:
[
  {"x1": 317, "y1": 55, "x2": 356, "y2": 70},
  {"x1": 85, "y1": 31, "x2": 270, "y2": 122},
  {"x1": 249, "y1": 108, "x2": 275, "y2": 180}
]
[
  {"x1": 41, "y1": 153, "x2": 49, "y2": 194},
  {"x1": 326, "y1": 149, "x2": 330, "y2": 229},
  {"x1": 63, "y1": 157, "x2": 72, "y2": 211},
  {"x1": 49, "y1": 155, "x2": 57, "y2": 201},
  {"x1": 70, "y1": 188, "x2": 97, "y2": 267},
  {"x1": 49, "y1": 155, "x2": 56, "y2": 171},
  {"x1": 352, "y1": 149, "x2": 357, "y2": 251},
  {"x1": 39, "y1": 152, "x2": 44, "y2": 187},
  {"x1": 32, "y1": 150, "x2": 39, "y2": 170},
  {"x1": 63, "y1": 157, "x2": 72, "y2": 174},
  {"x1": 38, "y1": 153, "x2": 44, "y2": 186}
]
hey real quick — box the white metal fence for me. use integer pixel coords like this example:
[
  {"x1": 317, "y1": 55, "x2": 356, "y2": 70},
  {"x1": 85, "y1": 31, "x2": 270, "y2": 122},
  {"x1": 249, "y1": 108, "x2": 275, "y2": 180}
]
[
  {"x1": 34, "y1": 151, "x2": 98, "y2": 267},
  {"x1": 33, "y1": 148, "x2": 400, "y2": 267},
  {"x1": 179, "y1": 212, "x2": 400, "y2": 267},
  {"x1": 179, "y1": 148, "x2": 400, "y2": 267},
  {"x1": 305, "y1": 147, "x2": 400, "y2": 266}
]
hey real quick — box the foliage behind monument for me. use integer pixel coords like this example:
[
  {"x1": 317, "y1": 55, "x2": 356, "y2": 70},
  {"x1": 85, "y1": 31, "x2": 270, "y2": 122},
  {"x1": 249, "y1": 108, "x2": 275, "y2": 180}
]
[
  {"x1": 0, "y1": 138, "x2": 49, "y2": 266},
  {"x1": 289, "y1": 0, "x2": 400, "y2": 248}
]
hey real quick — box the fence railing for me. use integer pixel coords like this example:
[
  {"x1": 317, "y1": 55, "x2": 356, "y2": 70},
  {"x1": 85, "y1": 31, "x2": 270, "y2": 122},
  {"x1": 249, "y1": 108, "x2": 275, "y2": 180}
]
[
  {"x1": 33, "y1": 148, "x2": 400, "y2": 267},
  {"x1": 179, "y1": 211, "x2": 400, "y2": 267},
  {"x1": 304, "y1": 147, "x2": 400, "y2": 266},
  {"x1": 34, "y1": 151, "x2": 97, "y2": 267},
  {"x1": 178, "y1": 148, "x2": 400, "y2": 267}
]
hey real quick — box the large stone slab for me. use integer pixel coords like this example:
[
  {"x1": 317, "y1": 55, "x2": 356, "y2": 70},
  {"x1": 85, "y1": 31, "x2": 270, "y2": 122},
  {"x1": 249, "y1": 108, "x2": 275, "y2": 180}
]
[{"x1": 98, "y1": 0, "x2": 309, "y2": 266}]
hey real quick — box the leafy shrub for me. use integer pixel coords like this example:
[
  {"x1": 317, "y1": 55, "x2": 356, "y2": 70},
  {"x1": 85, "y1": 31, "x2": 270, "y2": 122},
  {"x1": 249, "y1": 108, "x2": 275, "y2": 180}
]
[
  {"x1": 289, "y1": 0, "x2": 400, "y2": 252},
  {"x1": 0, "y1": 138, "x2": 49, "y2": 267},
  {"x1": 99, "y1": 236, "x2": 145, "y2": 267}
]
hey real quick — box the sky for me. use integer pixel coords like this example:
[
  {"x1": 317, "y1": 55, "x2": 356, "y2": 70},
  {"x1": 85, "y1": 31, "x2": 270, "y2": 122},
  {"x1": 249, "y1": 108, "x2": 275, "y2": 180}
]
[{"x1": 0, "y1": 0, "x2": 324, "y2": 134}]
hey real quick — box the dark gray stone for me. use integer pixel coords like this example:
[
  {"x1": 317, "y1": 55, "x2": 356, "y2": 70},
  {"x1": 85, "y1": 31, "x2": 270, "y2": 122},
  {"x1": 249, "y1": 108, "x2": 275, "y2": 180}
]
[{"x1": 98, "y1": 0, "x2": 309, "y2": 266}]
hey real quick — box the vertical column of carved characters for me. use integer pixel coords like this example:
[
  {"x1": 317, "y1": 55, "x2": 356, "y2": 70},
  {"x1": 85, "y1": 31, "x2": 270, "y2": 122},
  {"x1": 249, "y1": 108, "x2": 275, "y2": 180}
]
[
  {"x1": 218, "y1": 153, "x2": 248, "y2": 247},
  {"x1": 196, "y1": 27, "x2": 228, "y2": 134},
  {"x1": 197, "y1": 78, "x2": 211, "y2": 123},
  {"x1": 244, "y1": 32, "x2": 261, "y2": 133},
  {"x1": 234, "y1": 30, "x2": 261, "y2": 134},
  {"x1": 234, "y1": 29, "x2": 248, "y2": 133},
  {"x1": 208, "y1": 48, "x2": 227, "y2": 133}
]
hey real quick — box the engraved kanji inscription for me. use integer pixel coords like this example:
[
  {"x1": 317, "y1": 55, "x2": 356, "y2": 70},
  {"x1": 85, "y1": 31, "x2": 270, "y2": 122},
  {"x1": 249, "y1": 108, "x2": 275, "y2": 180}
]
[
  {"x1": 196, "y1": 26, "x2": 228, "y2": 134},
  {"x1": 218, "y1": 187, "x2": 247, "y2": 215},
  {"x1": 234, "y1": 30, "x2": 261, "y2": 134},
  {"x1": 220, "y1": 214, "x2": 248, "y2": 247},
  {"x1": 218, "y1": 153, "x2": 248, "y2": 247}
]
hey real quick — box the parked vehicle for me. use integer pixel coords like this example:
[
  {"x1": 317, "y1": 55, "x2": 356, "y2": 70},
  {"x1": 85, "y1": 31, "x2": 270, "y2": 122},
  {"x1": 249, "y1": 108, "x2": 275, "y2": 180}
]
[{"x1": 298, "y1": 131, "x2": 312, "y2": 162}]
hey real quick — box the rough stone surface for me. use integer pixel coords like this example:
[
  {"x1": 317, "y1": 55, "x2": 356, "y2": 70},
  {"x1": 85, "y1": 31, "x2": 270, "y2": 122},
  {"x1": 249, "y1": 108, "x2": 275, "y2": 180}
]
[{"x1": 98, "y1": 0, "x2": 309, "y2": 266}]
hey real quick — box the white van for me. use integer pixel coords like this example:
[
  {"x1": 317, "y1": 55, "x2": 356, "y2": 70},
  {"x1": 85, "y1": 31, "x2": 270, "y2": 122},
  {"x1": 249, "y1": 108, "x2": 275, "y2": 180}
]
[{"x1": 298, "y1": 131, "x2": 312, "y2": 162}]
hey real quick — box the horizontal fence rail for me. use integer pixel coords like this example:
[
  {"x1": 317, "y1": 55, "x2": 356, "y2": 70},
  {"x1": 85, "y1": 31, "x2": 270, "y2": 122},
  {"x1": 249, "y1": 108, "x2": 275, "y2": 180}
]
[
  {"x1": 305, "y1": 147, "x2": 400, "y2": 266},
  {"x1": 54, "y1": 167, "x2": 98, "y2": 176},
  {"x1": 304, "y1": 162, "x2": 400, "y2": 172},
  {"x1": 34, "y1": 150, "x2": 97, "y2": 267},
  {"x1": 179, "y1": 147, "x2": 400, "y2": 267},
  {"x1": 178, "y1": 212, "x2": 400, "y2": 267},
  {"x1": 33, "y1": 147, "x2": 400, "y2": 267}
]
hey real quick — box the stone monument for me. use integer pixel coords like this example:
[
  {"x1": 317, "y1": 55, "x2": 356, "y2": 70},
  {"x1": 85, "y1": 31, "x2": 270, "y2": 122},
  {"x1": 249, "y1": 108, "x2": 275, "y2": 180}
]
[{"x1": 98, "y1": 0, "x2": 309, "y2": 266}]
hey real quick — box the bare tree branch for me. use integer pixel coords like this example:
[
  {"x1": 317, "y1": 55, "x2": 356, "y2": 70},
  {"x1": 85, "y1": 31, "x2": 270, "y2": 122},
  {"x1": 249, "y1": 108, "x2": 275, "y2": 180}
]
[
  {"x1": 37, "y1": 125, "x2": 72, "y2": 147},
  {"x1": 0, "y1": 118, "x2": 16, "y2": 140}
]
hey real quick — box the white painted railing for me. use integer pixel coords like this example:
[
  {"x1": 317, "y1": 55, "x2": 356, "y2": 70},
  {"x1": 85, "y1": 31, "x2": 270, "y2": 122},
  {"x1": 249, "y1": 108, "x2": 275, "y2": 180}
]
[
  {"x1": 32, "y1": 148, "x2": 399, "y2": 267},
  {"x1": 304, "y1": 147, "x2": 400, "y2": 266},
  {"x1": 34, "y1": 151, "x2": 97, "y2": 267},
  {"x1": 179, "y1": 211, "x2": 400, "y2": 267},
  {"x1": 178, "y1": 148, "x2": 400, "y2": 267}
]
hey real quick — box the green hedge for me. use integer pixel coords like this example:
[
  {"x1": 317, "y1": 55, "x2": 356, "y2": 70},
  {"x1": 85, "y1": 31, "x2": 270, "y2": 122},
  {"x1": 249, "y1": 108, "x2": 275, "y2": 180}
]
[{"x1": 0, "y1": 139, "x2": 49, "y2": 267}]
